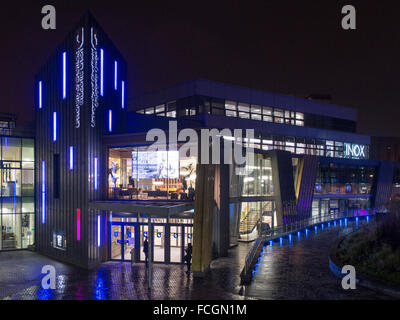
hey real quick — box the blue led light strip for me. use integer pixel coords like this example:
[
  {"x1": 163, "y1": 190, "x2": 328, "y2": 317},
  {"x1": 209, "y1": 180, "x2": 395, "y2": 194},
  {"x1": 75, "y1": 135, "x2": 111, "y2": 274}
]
[
  {"x1": 108, "y1": 110, "x2": 112, "y2": 132},
  {"x1": 100, "y1": 49, "x2": 104, "y2": 96},
  {"x1": 53, "y1": 112, "x2": 57, "y2": 141},
  {"x1": 39, "y1": 81, "x2": 43, "y2": 109},
  {"x1": 69, "y1": 146, "x2": 74, "y2": 170},
  {"x1": 121, "y1": 80, "x2": 125, "y2": 109},
  {"x1": 94, "y1": 157, "x2": 98, "y2": 190},
  {"x1": 63, "y1": 52, "x2": 66, "y2": 99},
  {"x1": 114, "y1": 61, "x2": 118, "y2": 90}
]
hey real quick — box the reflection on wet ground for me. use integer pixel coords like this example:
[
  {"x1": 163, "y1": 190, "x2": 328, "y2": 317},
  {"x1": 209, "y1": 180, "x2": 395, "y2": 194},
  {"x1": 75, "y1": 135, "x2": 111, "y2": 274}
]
[{"x1": 0, "y1": 217, "x2": 391, "y2": 299}]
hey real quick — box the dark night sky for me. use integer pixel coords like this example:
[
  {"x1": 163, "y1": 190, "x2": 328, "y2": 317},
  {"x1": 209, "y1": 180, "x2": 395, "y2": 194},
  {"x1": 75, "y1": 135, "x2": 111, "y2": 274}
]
[{"x1": 1, "y1": 0, "x2": 399, "y2": 137}]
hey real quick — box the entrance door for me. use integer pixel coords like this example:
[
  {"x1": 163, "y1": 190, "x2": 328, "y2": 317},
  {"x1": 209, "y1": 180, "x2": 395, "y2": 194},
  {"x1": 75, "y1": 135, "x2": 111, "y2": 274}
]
[
  {"x1": 111, "y1": 224, "x2": 136, "y2": 261},
  {"x1": 124, "y1": 225, "x2": 135, "y2": 261},
  {"x1": 139, "y1": 225, "x2": 148, "y2": 262},
  {"x1": 170, "y1": 225, "x2": 182, "y2": 263},
  {"x1": 111, "y1": 225, "x2": 123, "y2": 260},
  {"x1": 153, "y1": 225, "x2": 165, "y2": 262}
]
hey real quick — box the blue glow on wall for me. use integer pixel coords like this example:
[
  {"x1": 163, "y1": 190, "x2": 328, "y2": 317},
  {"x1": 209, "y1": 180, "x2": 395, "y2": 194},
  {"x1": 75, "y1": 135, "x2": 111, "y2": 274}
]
[
  {"x1": 39, "y1": 81, "x2": 43, "y2": 109},
  {"x1": 114, "y1": 61, "x2": 118, "y2": 90},
  {"x1": 94, "y1": 157, "x2": 98, "y2": 190},
  {"x1": 53, "y1": 112, "x2": 57, "y2": 141},
  {"x1": 100, "y1": 49, "x2": 104, "y2": 96},
  {"x1": 97, "y1": 215, "x2": 101, "y2": 247},
  {"x1": 69, "y1": 146, "x2": 74, "y2": 170},
  {"x1": 121, "y1": 80, "x2": 125, "y2": 109},
  {"x1": 108, "y1": 110, "x2": 112, "y2": 132},
  {"x1": 42, "y1": 161, "x2": 46, "y2": 224},
  {"x1": 62, "y1": 52, "x2": 66, "y2": 99}
]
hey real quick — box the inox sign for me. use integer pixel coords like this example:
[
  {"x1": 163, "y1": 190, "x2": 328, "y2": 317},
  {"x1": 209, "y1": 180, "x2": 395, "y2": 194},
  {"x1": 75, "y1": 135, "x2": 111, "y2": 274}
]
[{"x1": 344, "y1": 143, "x2": 367, "y2": 159}]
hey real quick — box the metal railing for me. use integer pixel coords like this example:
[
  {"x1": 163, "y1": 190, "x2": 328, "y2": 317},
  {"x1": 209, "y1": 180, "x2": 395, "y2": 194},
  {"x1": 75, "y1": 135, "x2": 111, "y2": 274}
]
[{"x1": 240, "y1": 208, "x2": 377, "y2": 284}]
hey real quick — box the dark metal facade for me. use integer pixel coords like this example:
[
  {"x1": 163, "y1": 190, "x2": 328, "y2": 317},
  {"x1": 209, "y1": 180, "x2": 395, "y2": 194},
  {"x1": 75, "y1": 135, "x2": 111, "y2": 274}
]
[{"x1": 35, "y1": 13, "x2": 127, "y2": 268}]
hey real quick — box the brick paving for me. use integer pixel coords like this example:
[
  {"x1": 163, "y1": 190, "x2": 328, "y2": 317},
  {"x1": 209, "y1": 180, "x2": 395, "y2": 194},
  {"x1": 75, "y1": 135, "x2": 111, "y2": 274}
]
[{"x1": 0, "y1": 219, "x2": 392, "y2": 300}]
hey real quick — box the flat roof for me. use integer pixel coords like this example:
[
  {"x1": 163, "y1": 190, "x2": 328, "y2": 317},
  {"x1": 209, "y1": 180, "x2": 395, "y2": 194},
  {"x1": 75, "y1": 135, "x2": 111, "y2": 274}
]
[{"x1": 132, "y1": 78, "x2": 358, "y2": 121}]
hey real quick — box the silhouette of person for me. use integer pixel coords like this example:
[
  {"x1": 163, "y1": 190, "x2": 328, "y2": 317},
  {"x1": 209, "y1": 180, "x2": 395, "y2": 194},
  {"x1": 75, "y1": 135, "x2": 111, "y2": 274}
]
[
  {"x1": 143, "y1": 237, "x2": 149, "y2": 266},
  {"x1": 184, "y1": 243, "x2": 193, "y2": 275}
]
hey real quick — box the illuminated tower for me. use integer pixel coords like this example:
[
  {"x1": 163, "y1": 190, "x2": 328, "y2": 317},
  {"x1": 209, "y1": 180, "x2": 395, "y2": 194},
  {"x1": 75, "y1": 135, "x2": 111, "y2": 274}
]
[{"x1": 35, "y1": 12, "x2": 127, "y2": 268}]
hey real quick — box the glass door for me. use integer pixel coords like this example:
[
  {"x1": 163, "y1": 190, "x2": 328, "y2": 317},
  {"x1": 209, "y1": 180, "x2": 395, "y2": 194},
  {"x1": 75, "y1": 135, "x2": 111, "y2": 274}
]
[
  {"x1": 170, "y1": 225, "x2": 182, "y2": 263},
  {"x1": 153, "y1": 225, "x2": 165, "y2": 262},
  {"x1": 111, "y1": 225, "x2": 123, "y2": 260},
  {"x1": 123, "y1": 225, "x2": 135, "y2": 261},
  {"x1": 139, "y1": 224, "x2": 148, "y2": 261}
]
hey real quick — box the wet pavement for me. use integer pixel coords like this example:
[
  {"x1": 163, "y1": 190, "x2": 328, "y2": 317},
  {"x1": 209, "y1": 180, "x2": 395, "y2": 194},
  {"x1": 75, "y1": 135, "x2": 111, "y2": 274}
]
[
  {"x1": 246, "y1": 219, "x2": 392, "y2": 299},
  {"x1": 0, "y1": 243, "x2": 251, "y2": 300},
  {"x1": 0, "y1": 218, "x2": 393, "y2": 300}
]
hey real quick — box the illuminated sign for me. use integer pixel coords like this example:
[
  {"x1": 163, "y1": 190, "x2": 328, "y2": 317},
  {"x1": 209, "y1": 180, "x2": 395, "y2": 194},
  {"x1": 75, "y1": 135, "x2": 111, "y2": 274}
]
[
  {"x1": 90, "y1": 27, "x2": 99, "y2": 128},
  {"x1": 75, "y1": 27, "x2": 84, "y2": 129},
  {"x1": 344, "y1": 143, "x2": 367, "y2": 159}
]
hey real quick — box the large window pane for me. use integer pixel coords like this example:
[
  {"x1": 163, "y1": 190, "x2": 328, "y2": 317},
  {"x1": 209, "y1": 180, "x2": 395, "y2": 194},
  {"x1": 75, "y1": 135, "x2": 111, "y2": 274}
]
[
  {"x1": 2, "y1": 137, "x2": 21, "y2": 161},
  {"x1": 21, "y1": 214, "x2": 34, "y2": 248},
  {"x1": 2, "y1": 214, "x2": 21, "y2": 249},
  {"x1": 22, "y1": 139, "x2": 34, "y2": 162},
  {"x1": 22, "y1": 169, "x2": 34, "y2": 197},
  {"x1": 1, "y1": 168, "x2": 21, "y2": 197}
]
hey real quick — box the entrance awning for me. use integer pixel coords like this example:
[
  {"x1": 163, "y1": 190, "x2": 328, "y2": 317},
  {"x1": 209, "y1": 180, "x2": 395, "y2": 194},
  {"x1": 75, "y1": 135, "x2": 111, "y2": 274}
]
[{"x1": 89, "y1": 200, "x2": 194, "y2": 219}]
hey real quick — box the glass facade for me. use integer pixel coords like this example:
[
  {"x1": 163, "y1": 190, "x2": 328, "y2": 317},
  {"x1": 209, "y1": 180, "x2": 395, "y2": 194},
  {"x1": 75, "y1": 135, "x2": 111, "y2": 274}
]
[
  {"x1": 229, "y1": 154, "x2": 275, "y2": 242},
  {"x1": 0, "y1": 136, "x2": 35, "y2": 250},
  {"x1": 315, "y1": 163, "x2": 376, "y2": 195},
  {"x1": 108, "y1": 145, "x2": 197, "y2": 200},
  {"x1": 136, "y1": 96, "x2": 369, "y2": 160}
]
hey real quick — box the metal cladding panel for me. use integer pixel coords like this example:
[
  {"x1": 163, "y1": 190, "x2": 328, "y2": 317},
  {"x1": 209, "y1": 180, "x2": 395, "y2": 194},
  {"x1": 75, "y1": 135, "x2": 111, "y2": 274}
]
[
  {"x1": 296, "y1": 155, "x2": 319, "y2": 219},
  {"x1": 35, "y1": 12, "x2": 127, "y2": 268},
  {"x1": 373, "y1": 161, "x2": 395, "y2": 211},
  {"x1": 270, "y1": 150, "x2": 297, "y2": 226}
]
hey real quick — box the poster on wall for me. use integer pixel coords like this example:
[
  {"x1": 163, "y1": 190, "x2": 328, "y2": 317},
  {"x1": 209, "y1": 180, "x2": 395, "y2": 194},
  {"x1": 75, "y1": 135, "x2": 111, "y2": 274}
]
[{"x1": 132, "y1": 151, "x2": 179, "y2": 179}]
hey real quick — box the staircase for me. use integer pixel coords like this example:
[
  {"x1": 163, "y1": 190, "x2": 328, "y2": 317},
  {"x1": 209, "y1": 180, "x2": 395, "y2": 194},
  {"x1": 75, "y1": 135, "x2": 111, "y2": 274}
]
[{"x1": 239, "y1": 211, "x2": 259, "y2": 234}]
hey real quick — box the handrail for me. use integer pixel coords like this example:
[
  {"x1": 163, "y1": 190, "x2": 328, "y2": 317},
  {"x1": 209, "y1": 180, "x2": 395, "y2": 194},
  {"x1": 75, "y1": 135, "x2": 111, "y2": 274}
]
[{"x1": 240, "y1": 208, "x2": 377, "y2": 285}]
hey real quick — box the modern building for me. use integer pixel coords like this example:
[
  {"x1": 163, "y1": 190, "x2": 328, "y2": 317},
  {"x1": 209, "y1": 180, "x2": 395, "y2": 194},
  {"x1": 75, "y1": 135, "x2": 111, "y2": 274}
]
[
  {"x1": 32, "y1": 12, "x2": 400, "y2": 273},
  {"x1": 0, "y1": 113, "x2": 35, "y2": 251}
]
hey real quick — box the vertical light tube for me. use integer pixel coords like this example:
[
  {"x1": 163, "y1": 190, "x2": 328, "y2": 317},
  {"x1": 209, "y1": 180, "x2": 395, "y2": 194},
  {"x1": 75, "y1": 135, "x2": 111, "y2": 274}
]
[
  {"x1": 42, "y1": 161, "x2": 46, "y2": 224},
  {"x1": 77, "y1": 209, "x2": 81, "y2": 241},
  {"x1": 53, "y1": 112, "x2": 57, "y2": 142},
  {"x1": 114, "y1": 61, "x2": 118, "y2": 90},
  {"x1": 69, "y1": 146, "x2": 74, "y2": 170},
  {"x1": 94, "y1": 157, "x2": 98, "y2": 190},
  {"x1": 62, "y1": 52, "x2": 66, "y2": 99},
  {"x1": 39, "y1": 81, "x2": 43, "y2": 109},
  {"x1": 97, "y1": 215, "x2": 101, "y2": 247},
  {"x1": 100, "y1": 49, "x2": 104, "y2": 96},
  {"x1": 121, "y1": 80, "x2": 125, "y2": 109},
  {"x1": 108, "y1": 110, "x2": 112, "y2": 132}
]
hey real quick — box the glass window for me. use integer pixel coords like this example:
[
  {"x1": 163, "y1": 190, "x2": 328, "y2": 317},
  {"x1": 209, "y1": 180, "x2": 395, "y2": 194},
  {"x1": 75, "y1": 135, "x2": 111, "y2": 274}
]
[
  {"x1": 2, "y1": 137, "x2": 21, "y2": 161},
  {"x1": 155, "y1": 104, "x2": 165, "y2": 114},
  {"x1": 263, "y1": 107, "x2": 272, "y2": 115},
  {"x1": 238, "y1": 103, "x2": 250, "y2": 113},
  {"x1": 2, "y1": 214, "x2": 21, "y2": 249},
  {"x1": 145, "y1": 107, "x2": 155, "y2": 114},
  {"x1": 22, "y1": 139, "x2": 34, "y2": 162},
  {"x1": 226, "y1": 110, "x2": 237, "y2": 117},
  {"x1": 251, "y1": 105, "x2": 262, "y2": 114},
  {"x1": 225, "y1": 101, "x2": 237, "y2": 111},
  {"x1": 21, "y1": 214, "x2": 34, "y2": 248},
  {"x1": 22, "y1": 170, "x2": 34, "y2": 197}
]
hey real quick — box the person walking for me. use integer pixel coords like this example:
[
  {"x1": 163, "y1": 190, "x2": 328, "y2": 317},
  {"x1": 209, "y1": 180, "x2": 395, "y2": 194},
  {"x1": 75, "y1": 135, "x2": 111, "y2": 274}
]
[
  {"x1": 184, "y1": 243, "x2": 192, "y2": 275},
  {"x1": 143, "y1": 237, "x2": 149, "y2": 266}
]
